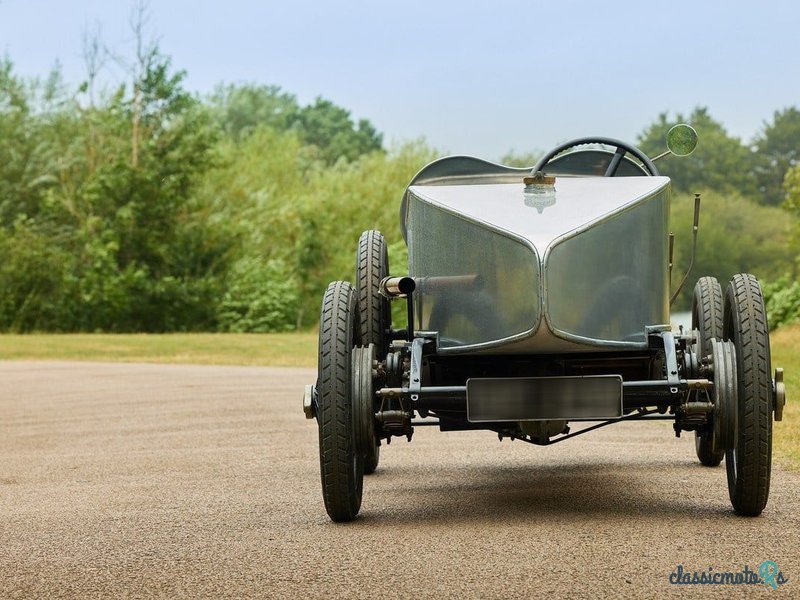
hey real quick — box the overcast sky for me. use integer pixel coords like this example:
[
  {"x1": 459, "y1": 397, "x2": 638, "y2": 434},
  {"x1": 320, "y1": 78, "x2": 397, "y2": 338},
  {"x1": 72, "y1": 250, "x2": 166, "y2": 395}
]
[{"x1": 1, "y1": 0, "x2": 798, "y2": 160}]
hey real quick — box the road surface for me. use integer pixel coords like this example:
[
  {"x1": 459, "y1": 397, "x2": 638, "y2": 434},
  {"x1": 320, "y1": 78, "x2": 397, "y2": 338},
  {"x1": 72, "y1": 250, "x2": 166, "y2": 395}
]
[{"x1": 1, "y1": 361, "x2": 798, "y2": 598}]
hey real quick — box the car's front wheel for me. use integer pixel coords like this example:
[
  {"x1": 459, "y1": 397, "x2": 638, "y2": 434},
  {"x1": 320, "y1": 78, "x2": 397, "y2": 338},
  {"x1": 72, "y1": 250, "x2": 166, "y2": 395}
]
[{"x1": 316, "y1": 281, "x2": 363, "y2": 522}]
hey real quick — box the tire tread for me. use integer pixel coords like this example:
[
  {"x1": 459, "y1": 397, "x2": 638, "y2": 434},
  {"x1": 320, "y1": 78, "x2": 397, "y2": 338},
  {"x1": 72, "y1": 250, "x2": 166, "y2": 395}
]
[
  {"x1": 724, "y1": 273, "x2": 772, "y2": 516},
  {"x1": 317, "y1": 281, "x2": 362, "y2": 521},
  {"x1": 356, "y1": 230, "x2": 390, "y2": 356},
  {"x1": 692, "y1": 277, "x2": 725, "y2": 467}
]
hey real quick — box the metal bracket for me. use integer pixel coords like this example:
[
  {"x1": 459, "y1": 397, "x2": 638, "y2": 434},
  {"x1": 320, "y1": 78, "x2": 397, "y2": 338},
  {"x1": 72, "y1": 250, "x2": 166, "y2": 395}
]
[
  {"x1": 662, "y1": 331, "x2": 680, "y2": 394},
  {"x1": 408, "y1": 337, "x2": 426, "y2": 401}
]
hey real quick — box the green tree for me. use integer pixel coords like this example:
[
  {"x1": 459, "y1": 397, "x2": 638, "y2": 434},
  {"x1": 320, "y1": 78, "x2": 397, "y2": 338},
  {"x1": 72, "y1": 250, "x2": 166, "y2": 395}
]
[
  {"x1": 210, "y1": 85, "x2": 383, "y2": 165},
  {"x1": 0, "y1": 60, "x2": 76, "y2": 227},
  {"x1": 783, "y1": 163, "x2": 800, "y2": 262},
  {"x1": 786, "y1": 163, "x2": 800, "y2": 212},
  {"x1": 85, "y1": 53, "x2": 225, "y2": 330},
  {"x1": 0, "y1": 49, "x2": 231, "y2": 331},
  {"x1": 293, "y1": 97, "x2": 383, "y2": 164},
  {"x1": 210, "y1": 83, "x2": 300, "y2": 140},
  {"x1": 499, "y1": 149, "x2": 540, "y2": 167},
  {"x1": 752, "y1": 107, "x2": 800, "y2": 206},
  {"x1": 637, "y1": 107, "x2": 756, "y2": 197},
  {"x1": 193, "y1": 133, "x2": 433, "y2": 328},
  {"x1": 670, "y1": 189, "x2": 795, "y2": 308}
]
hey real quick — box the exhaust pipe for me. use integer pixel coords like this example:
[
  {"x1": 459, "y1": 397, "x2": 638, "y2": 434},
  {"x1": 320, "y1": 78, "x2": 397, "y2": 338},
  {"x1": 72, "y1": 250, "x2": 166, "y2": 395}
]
[{"x1": 379, "y1": 276, "x2": 416, "y2": 298}]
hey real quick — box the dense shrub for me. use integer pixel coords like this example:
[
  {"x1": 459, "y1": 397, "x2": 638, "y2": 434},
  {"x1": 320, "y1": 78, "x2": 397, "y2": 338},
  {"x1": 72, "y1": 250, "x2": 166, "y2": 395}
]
[
  {"x1": 218, "y1": 258, "x2": 300, "y2": 332},
  {"x1": 763, "y1": 276, "x2": 800, "y2": 330}
]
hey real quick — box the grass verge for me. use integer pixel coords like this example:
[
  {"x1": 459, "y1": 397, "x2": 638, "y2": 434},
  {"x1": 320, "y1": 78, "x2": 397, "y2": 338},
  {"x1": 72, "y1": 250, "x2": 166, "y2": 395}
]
[
  {"x1": 770, "y1": 325, "x2": 799, "y2": 470},
  {"x1": 0, "y1": 332, "x2": 317, "y2": 367}
]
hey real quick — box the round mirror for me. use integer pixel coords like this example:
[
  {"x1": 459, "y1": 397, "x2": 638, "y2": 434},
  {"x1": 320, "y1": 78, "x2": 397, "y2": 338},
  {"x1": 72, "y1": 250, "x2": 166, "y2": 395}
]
[{"x1": 666, "y1": 124, "x2": 698, "y2": 157}]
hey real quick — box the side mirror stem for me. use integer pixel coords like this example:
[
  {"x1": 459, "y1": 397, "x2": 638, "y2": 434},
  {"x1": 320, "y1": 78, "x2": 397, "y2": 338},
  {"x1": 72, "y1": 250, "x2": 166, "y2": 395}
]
[{"x1": 650, "y1": 150, "x2": 672, "y2": 163}]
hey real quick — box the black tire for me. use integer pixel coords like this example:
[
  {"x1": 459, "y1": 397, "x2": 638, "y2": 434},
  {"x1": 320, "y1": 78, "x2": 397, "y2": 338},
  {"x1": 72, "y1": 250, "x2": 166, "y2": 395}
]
[
  {"x1": 355, "y1": 231, "x2": 389, "y2": 474},
  {"x1": 724, "y1": 274, "x2": 772, "y2": 516},
  {"x1": 692, "y1": 277, "x2": 725, "y2": 467},
  {"x1": 317, "y1": 281, "x2": 363, "y2": 522},
  {"x1": 356, "y1": 230, "x2": 391, "y2": 358}
]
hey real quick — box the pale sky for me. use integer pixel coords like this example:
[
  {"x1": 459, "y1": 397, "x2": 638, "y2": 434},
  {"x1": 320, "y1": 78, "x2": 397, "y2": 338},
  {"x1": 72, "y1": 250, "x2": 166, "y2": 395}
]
[{"x1": 1, "y1": 0, "x2": 798, "y2": 160}]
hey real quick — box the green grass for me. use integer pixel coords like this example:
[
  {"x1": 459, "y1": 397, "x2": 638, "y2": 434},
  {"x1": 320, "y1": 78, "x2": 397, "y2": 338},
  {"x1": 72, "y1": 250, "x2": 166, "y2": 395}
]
[
  {"x1": 770, "y1": 325, "x2": 800, "y2": 470},
  {"x1": 0, "y1": 332, "x2": 317, "y2": 367},
  {"x1": 1, "y1": 326, "x2": 797, "y2": 469}
]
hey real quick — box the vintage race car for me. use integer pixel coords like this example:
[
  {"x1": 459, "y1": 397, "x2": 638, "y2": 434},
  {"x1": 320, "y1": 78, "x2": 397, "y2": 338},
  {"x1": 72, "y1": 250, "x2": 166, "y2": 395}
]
[{"x1": 304, "y1": 126, "x2": 787, "y2": 521}]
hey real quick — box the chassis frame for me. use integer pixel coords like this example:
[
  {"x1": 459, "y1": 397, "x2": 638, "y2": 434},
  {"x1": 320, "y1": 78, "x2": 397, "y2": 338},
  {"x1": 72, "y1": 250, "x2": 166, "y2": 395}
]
[{"x1": 348, "y1": 283, "x2": 717, "y2": 446}]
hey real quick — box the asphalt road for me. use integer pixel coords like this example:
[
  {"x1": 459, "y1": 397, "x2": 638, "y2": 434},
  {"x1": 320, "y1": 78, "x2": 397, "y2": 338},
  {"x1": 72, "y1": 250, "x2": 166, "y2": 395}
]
[{"x1": 1, "y1": 361, "x2": 798, "y2": 599}]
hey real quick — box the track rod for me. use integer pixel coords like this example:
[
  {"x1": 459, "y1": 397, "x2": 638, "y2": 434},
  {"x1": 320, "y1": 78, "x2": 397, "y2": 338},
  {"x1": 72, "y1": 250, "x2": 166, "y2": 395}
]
[{"x1": 506, "y1": 410, "x2": 673, "y2": 446}]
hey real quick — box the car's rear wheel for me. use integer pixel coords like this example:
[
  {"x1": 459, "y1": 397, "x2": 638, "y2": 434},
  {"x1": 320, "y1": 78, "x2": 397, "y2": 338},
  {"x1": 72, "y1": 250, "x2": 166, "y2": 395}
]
[
  {"x1": 317, "y1": 281, "x2": 363, "y2": 522},
  {"x1": 355, "y1": 230, "x2": 389, "y2": 474},
  {"x1": 724, "y1": 274, "x2": 772, "y2": 516},
  {"x1": 692, "y1": 277, "x2": 725, "y2": 467}
]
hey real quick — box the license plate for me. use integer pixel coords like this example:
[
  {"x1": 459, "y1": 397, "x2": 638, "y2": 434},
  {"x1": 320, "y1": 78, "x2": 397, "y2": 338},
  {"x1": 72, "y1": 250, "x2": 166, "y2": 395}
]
[{"x1": 466, "y1": 375, "x2": 622, "y2": 422}]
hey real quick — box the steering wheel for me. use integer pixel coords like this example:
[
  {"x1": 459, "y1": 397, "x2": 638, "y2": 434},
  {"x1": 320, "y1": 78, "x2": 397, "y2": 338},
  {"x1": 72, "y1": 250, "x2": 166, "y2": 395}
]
[{"x1": 532, "y1": 137, "x2": 659, "y2": 177}]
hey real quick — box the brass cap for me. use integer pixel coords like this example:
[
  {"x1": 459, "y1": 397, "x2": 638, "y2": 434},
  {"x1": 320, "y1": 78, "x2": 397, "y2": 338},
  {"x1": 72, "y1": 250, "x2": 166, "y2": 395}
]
[{"x1": 523, "y1": 173, "x2": 555, "y2": 185}]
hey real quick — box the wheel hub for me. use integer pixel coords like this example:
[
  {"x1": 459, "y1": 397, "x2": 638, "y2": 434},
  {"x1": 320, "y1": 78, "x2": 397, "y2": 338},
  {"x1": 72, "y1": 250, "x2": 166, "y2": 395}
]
[
  {"x1": 711, "y1": 339, "x2": 737, "y2": 454},
  {"x1": 774, "y1": 368, "x2": 786, "y2": 422}
]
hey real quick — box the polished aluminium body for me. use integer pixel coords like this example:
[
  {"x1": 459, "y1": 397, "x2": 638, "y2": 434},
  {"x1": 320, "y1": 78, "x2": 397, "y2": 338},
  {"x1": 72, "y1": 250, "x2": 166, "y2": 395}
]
[{"x1": 404, "y1": 176, "x2": 670, "y2": 354}]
